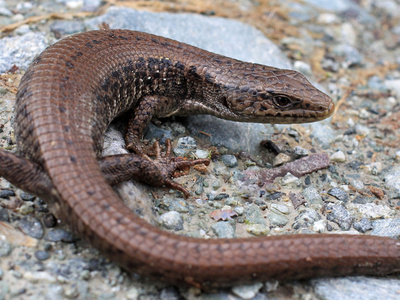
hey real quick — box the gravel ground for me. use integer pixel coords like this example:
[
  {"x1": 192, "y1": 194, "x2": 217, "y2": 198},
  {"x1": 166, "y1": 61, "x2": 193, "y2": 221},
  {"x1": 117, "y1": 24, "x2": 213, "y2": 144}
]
[{"x1": 0, "y1": 0, "x2": 400, "y2": 299}]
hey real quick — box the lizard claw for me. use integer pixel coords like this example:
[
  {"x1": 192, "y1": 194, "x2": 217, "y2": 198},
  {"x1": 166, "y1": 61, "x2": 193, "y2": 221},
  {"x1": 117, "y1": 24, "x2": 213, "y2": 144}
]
[{"x1": 136, "y1": 140, "x2": 210, "y2": 198}]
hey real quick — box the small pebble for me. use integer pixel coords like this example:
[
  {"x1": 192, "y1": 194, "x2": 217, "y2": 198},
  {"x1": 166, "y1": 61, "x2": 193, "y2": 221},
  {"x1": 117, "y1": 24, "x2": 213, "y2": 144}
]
[
  {"x1": 0, "y1": 207, "x2": 9, "y2": 222},
  {"x1": 371, "y1": 218, "x2": 400, "y2": 238},
  {"x1": 292, "y1": 209, "x2": 321, "y2": 230},
  {"x1": 267, "y1": 212, "x2": 289, "y2": 226},
  {"x1": 18, "y1": 203, "x2": 35, "y2": 215},
  {"x1": 231, "y1": 282, "x2": 263, "y2": 300},
  {"x1": 211, "y1": 221, "x2": 235, "y2": 238},
  {"x1": 0, "y1": 189, "x2": 15, "y2": 199},
  {"x1": 330, "y1": 150, "x2": 346, "y2": 162},
  {"x1": 18, "y1": 217, "x2": 44, "y2": 239},
  {"x1": 327, "y1": 187, "x2": 349, "y2": 203},
  {"x1": 247, "y1": 224, "x2": 270, "y2": 236},
  {"x1": 326, "y1": 204, "x2": 353, "y2": 230},
  {"x1": 194, "y1": 149, "x2": 209, "y2": 159},
  {"x1": 173, "y1": 136, "x2": 197, "y2": 157},
  {"x1": 280, "y1": 173, "x2": 300, "y2": 185},
  {"x1": 20, "y1": 192, "x2": 35, "y2": 201},
  {"x1": 44, "y1": 229, "x2": 76, "y2": 243},
  {"x1": 270, "y1": 203, "x2": 290, "y2": 215},
  {"x1": 353, "y1": 218, "x2": 372, "y2": 233},
  {"x1": 35, "y1": 250, "x2": 50, "y2": 261},
  {"x1": 158, "y1": 211, "x2": 183, "y2": 231},
  {"x1": 0, "y1": 240, "x2": 12, "y2": 257},
  {"x1": 293, "y1": 146, "x2": 309, "y2": 157},
  {"x1": 272, "y1": 153, "x2": 291, "y2": 166},
  {"x1": 221, "y1": 154, "x2": 238, "y2": 167},
  {"x1": 245, "y1": 204, "x2": 266, "y2": 226}
]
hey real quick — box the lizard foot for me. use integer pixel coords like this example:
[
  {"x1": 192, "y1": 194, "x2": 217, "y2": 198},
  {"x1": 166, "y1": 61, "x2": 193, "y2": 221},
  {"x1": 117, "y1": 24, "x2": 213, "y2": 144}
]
[{"x1": 140, "y1": 139, "x2": 210, "y2": 198}]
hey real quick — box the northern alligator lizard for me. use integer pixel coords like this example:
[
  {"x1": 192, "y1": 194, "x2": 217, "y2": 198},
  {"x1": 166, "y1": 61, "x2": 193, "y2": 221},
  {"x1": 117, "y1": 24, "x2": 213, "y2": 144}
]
[{"x1": 0, "y1": 29, "x2": 399, "y2": 288}]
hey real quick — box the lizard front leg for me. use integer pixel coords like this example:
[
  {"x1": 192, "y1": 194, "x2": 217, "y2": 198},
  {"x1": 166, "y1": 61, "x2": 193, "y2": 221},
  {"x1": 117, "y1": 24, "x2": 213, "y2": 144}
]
[{"x1": 125, "y1": 95, "x2": 177, "y2": 155}]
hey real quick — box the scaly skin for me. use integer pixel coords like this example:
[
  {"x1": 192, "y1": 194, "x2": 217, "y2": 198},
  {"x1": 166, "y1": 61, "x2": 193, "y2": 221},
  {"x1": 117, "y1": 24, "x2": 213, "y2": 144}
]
[{"x1": 0, "y1": 30, "x2": 399, "y2": 288}]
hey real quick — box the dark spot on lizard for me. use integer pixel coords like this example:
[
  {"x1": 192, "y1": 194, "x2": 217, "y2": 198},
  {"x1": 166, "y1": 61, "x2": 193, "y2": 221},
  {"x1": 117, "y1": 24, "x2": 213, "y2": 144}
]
[
  {"x1": 26, "y1": 124, "x2": 34, "y2": 135},
  {"x1": 161, "y1": 58, "x2": 172, "y2": 66},
  {"x1": 102, "y1": 78, "x2": 110, "y2": 91},
  {"x1": 102, "y1": 203, "x2": 110, "y2": 210},
  {"x1": 204, "y1": 73, "x2": 214, "y2": 84},
  {"x1": 116, "y1": 216, "x2": 124, "y2": 224},
  {"x1": 65, "y1": 61, "x2": 74, "y2": 69},
  {"x1": 175, "y1": 62, "x2": 185, "y2": 70},
  {"x1": 95, "y1": 94, "x2": 103, "y2": 103},
  {"x1": 161, "y1": 41, "x2": 170, "y2": 47},
  {"x1": 59, "y1": 105, "x2": 67, "y2": 113},
  {"x1": 213, "y1": 58, "x2": 222, "y2": 64},
  {"x1": 108, "y1": 32, "x2": 117, "y2": 38},
  {"x1": 241, "y1": 86, "x2": 249, "y2": 93},
  {"x1": 123, "y1": 60, "x2": 134, "y2": 73},
  {"x1": 70, "y1": 156, "x2": 77, "y2": 164},
  {"x1": 87, "y1": 190, "x2": 95, "y2": 196},
  {"x1": 92, "y1": 39, "x2": 100, "y2": 44},
  {"x1": 118, "y1": 35, "x2": 128, "y2": 40},
  {"x1": 64, "y1": 126, "x2": 70, "y2": 132},
  {"x1": 147, "y1": 57, "x2": 160, "y2": 69},
  {"x1": 86, "y1": 42, "x2": 93, "y2": 48},
  {"x1": 150, "y1": 38, "x2": 159, "y2": 44},
  {"x1": 136, "y1": 36, "x2": 142, "y2": 41},
  {"x1": 65, "y1": 139, "x2": 73, "y2": 145},
  {"x1": 112, "y1": 70, "x2": 121, "y2": 78}
]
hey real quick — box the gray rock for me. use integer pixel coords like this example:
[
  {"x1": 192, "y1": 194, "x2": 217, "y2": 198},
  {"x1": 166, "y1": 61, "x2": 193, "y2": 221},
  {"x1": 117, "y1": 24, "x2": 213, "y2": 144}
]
[
  {"x1": 327, "y1": 187, "x2": 349, "y2": 203},
  {"x1": 44, "y1": 229, "x2": 76, "y2": 242},
  {"x1": 50, "y1": 20, "x2": 85, "y2": 36},
  {"x1": 267, "y1": 212, "x2": 289, "y2": 227},
  {"x1": 326, "y1": 204, "x2": 353, "y2": 230},
  {"x1": 85, "y1": 8, "x2": 291, "y2": 68},
  {"x1": 302, "y1": 187, "x2": 324, "y2": 207},
  {"x1": 293, "y1": 146, "x2": 309, "y2": 157},
  {"x1": 313, "y1": 277, "x2": 400, "y2": 300},
  {"x1": 384, "y1": 166, "x2": 400, "y2": 198},
  {"x1": 245, "y1": 204, "x2": 266, "y2": 226},
  {"x1": 246, "y1": 224, "x2": 270, "y2": 236},
  {"x1": 292, "y1": 209, "x2": 321, "y2": 230},
  {"x1": 0, "y1": 32, "x2": 47, "y2": 73},
  {"x1": 231, "y1": 282, "x2": 263, "y2": 300},
  {"x1": 83, "y1": 0, "x2": 101, "y2": 12},
  {"x1": 221, "y1": 154, "x2": 238, "y2": 168},
  {"x1": 332, "y1": 44, "x2": 363, "y2": 67},
  {"x1": 353, "y1": 218, "x2": 372, "y2": 233},
  {"x1": 158, "y1": 211, "x2": 183, "y2": 231},
  {"x1": 309, "y1": 120, "x2": 336, "y2": 148},
  {"x1": 303, "y1": 0, "x2": 359, "y2": 12},
  {"x1": 173, "y1": 136, "x2": 197, "y2": 157},
  {"x1": 371, "y1": 218, "x2": 400, "y2": 239},
  {"x1": 0, "y1": 207, "x2": 9, "y2": 222},
  {"x1": 144, "y1": 122, "x2": 173, "y2": 144},
  {"x1": 211, "y1": 221, "x2": 235, "y2": 238},
  {"x1": 35, "y1": 250, "x2": 51, "y2": 261},
  {"x1": 330, "y1": 150, "x2": 346, "y2": 162},
  {"x1": 18, "y1": 217, "x2": 44, "y2": 239},
  {"x1": 0, "y1": 240, "x2": 12, "y2": 257}
]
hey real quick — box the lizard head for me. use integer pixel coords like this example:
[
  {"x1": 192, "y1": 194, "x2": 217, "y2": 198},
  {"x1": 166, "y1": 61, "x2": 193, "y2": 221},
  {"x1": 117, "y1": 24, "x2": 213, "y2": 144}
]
[{"x1": 218, "y1": 65, "x2": 334, "y2": 124}]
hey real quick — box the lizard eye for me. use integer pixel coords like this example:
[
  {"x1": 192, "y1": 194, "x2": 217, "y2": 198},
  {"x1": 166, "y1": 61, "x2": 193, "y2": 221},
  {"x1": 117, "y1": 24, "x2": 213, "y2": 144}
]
[{"x1": 272, "y1": 96, "x2": 293, "y2": 109}]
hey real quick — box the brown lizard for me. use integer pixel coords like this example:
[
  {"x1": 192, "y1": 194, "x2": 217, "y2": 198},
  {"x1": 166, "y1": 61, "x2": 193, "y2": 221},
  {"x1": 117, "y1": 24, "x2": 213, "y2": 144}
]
[{"x1": 0, "y1": 30, "x2": 398, "y2": 288}]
